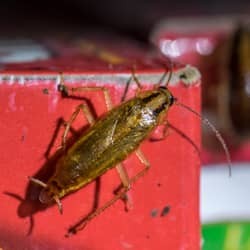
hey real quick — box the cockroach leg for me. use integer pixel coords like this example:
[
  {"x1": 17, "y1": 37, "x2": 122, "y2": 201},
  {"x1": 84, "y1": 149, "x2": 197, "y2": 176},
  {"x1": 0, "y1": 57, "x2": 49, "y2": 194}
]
[
  {"x1": 161, "y1": 120, "x2": 170, "y2": 139},
  {"x1": 115, "y1": 148, "x2": 152, "y2": 210},
  {"x1": 54, "y1": 195, "x2": 63, "y2": 214},
  {"x1": 28, "y1": 176, "x2": 48, "y2": 188},
  {"x1": 130, "y1": 149, "x2": 151, "y2": 184},
  {"x1": 116, "y1": 163, "x2": 130, "y2": 189},
  {"x1": 121, "y1": 76, "x2": 133, "y2": 102},
  {"x1": 121, "y1": 68, "x2": 146, "y2": 101},
  {"x1": 154, "y1": 70, "x2": 168, "y2": 89},
  {"x1": 131, "y1": 66, "x2": 143, "y2": 90},
  {"x1": 66, "y1": 149, "x2": 151, "y2": 236},
  {"x1": 66, "y1": 185, "x2": 130, "y2": 237},
  {"x1": 115, "y1": 163, "x2": 132, "y2": 211},
  {"x1": 62, "y1": 103, "x2": 95, "y2": 149},
  {"x1": 69, "y1": 86, "x2": 113, "y2": 111},
  {"x1": 150, "y1": 119, "x2": 170, "y2": 142}
]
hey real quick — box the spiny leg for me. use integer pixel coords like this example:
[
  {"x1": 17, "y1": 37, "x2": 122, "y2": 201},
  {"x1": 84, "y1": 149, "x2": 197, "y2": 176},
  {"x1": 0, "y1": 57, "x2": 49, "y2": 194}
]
[
  {"x1": 65, "y1": 151, "x2": 131, "y2": 235},
  {"x1": 154, "y1": 66, "x2": 173, "y2": 89},
  {"x1": 120, "y1": 76, "x2": 133, "y2": 102},
  {"x1": 154, "y1": 70, "x2": 168, "y2": 89},
  {"x1": 61, "y1": 85, "x2": 114, "y2": 111},
  {"x1": 115, "y1": 163, "x2": 132, "y2": 211},
  {"x1": 58, "y1": 76, "x2": 98, "y2": 149},
  {"x1": 66, "y1": 148, "x2": 151, "y2": 236},
  {"x1": 150, "y1": 119, "x2": 170, "y2": 142},
  {"x1": 45, "y1": 117, "x2": 85, "y2": 157},
  {"x1": 131, "y1": 66, "x2": 143, "y2": 90},
  {"x1": 66, "y1": 185, "x2": 129, "y2": 237},
  {"x1": 115, "y1": 163, "x2": 130, "y2": 189},
  {"x1": 114, "y1": 149, "x2": 151, "y2": 216},
  {"x1": 62, "y1": 103, "x2": 95, "y2": 149},
  {"x1": 154, "y1": 59, "x2": 173, "y2": 88},
  {"x1": 121, "y1": 66, "x2": 143, "y2": 102},
  {"x1": 58, "y1": 73, "x2": 114, "y2": 111},
  {"x1": 114, "y1": 150, "x2": 151, "y2": 210},
  {"x1": 129, "y1": 148, "x2": 151, "y2": 184},
  {"x1": 123, "y1": 65, "x2": 173, "y2": 101}
]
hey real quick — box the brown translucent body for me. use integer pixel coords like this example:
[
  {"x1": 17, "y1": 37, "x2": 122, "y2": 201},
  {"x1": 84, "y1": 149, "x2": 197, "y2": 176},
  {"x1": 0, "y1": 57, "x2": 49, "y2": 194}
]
[
  {"x1": 230, "y1": 26, "x2": 250, "y2": 134},
  {"x1": 42, "y1": 87, "x2": 174, "y2": 202}
]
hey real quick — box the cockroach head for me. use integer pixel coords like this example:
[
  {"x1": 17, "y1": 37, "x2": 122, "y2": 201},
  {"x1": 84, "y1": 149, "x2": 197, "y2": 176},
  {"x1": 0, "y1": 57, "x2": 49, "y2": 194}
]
[
  {"x1": 39, "y1": 188, "x2": 54, "y2": 204},
  {"x1": 158, "y1": 86, "x2": 177, "y2": 106},
  {"x1": 39, "y1": 188, "x2": 63, "y2": 214}
]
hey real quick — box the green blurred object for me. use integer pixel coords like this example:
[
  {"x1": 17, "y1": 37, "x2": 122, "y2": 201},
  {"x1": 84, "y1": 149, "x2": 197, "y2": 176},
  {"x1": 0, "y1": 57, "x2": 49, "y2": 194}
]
[{"x1": 202, "y1": 222, "x2": 250, "y2": 250}]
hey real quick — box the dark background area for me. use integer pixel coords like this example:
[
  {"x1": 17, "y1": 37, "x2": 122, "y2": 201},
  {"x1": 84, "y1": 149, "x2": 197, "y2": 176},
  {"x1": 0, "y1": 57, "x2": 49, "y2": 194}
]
[{"x1": 1, "y1": 0, "x2": 250, "y2": 41}]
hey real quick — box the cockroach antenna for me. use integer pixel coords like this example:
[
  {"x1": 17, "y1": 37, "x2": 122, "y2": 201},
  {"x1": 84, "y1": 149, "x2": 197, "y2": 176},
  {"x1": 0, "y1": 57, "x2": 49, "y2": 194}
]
[
  {"x1": 29, "y1": 176, "x2": 48, "y2": 188},
  {"x1": 54, "y1": 195, "x2": 63, "y2": 214},
  {"x1": 156, "y1": 59, "x2": 231, "y2": 175},
  {"x1": 155, "y1": 58, "x2": 173, "y2": 89},
  {"x1": 164, "y1": 61, "x2": 173, "y2": 88},
  {"x1": 175, "y1": 101, "x2": 232, "y2": 177}
]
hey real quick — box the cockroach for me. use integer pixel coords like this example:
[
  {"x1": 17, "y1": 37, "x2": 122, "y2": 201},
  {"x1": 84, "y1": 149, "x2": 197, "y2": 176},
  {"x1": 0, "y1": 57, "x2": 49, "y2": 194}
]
[{"x1": 29, "y1": 67, "x2": 231, "y2": 236}]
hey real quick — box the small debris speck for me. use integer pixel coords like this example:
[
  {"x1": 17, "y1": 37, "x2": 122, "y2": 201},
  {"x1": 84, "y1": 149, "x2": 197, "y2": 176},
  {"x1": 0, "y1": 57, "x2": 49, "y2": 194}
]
[
  {"x1": 42, "y1": 88, "x2": 49, "y2": 95},
  {"x1": 161, "y1": 205, "x2": 170, "y2": 217},
  {"x1": 150, "y1": 208, "x2": 159, "y2": 217}
]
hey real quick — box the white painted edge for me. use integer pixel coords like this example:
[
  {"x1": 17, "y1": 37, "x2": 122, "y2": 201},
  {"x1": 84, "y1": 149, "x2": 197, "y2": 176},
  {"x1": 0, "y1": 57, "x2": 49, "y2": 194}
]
[{"x1": 0, "y1": 65, "x2": 201, "y2": 87}]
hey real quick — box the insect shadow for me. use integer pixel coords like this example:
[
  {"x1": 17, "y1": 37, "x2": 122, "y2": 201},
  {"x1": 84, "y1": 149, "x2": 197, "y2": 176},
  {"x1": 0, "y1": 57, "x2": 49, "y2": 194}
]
[{"x1": 4, "y1": 96, "x2": 102, "y2": 236}]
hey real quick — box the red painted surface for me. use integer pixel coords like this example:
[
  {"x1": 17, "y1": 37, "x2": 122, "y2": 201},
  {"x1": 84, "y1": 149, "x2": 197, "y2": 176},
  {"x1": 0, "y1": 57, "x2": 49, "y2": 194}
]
[{"x1": 0, "y1": 38, "x2": 200, "y2": 250}]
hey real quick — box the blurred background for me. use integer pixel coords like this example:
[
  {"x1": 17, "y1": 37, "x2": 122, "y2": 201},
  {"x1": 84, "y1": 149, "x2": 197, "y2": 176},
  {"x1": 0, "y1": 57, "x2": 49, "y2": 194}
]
[
  {"x1": 0, "y1": 0, "x2": 250, "y2": 39},
  {"x1": 1, "y1": 0, "x2": 250, "y2": 249}
]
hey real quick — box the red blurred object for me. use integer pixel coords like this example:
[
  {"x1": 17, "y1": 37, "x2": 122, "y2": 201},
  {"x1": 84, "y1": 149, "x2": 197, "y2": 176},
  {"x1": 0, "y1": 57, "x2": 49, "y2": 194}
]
[
  {"x1": 0, "y1": 36, "x2": 200, "y2": 250},
  {"x1": 151, "y1": 16, "x2": 250, "y2": 164}
]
